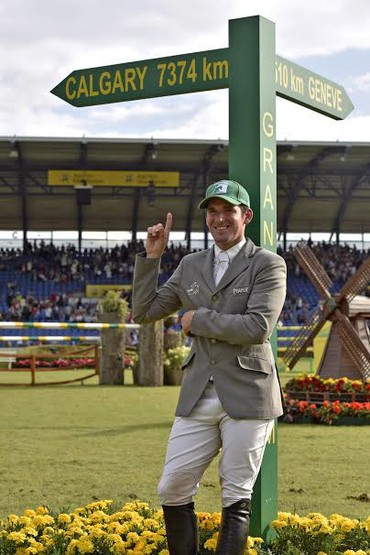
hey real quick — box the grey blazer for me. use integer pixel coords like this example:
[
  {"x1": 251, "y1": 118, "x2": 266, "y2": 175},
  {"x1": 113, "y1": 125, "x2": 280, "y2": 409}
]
[{"x1": 132, "y1": 238, "x2": 287, "y2": 420}]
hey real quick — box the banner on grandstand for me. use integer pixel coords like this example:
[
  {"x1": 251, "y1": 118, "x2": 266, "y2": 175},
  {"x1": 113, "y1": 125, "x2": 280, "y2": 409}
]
[
  {"x1": 48, "y1": 170, "x2": 179, "y2": 187},
  {"x1": 85, "y1": 284, "x2": 132, "y2": 298}
]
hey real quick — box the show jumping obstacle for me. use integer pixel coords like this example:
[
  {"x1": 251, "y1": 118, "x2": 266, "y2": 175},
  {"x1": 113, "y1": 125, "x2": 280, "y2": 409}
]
[{"x1": 0, "y1": 321, "x2": 140, "y2": 386}]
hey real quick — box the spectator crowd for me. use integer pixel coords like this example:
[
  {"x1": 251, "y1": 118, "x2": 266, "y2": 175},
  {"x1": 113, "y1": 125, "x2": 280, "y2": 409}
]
[{"x1": 0, "y1": 240, "x2": 369, "y2": 327}]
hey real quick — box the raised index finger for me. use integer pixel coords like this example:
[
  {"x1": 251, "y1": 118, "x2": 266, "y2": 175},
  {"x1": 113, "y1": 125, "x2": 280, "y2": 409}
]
[{"x1": 164, "y1": 212, "x2": 173, "y2": 234}]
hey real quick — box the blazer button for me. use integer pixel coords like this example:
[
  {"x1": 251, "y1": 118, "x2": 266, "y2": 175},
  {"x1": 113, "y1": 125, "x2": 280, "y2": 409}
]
[
  {"x1": 210, "y1": 338, "x2": 216, "y2": 344},
  {"x1": 212, "y1": 294, "x2": 218, "y2": 301},
  {"x1": 210, "y1": 359, "x2": 216, "y2": 365}
]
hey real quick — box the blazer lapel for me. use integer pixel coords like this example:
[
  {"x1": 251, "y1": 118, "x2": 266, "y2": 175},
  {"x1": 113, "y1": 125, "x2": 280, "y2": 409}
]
[{"x1": 201, "y1": 248, "x2": 215, "y2": 289}]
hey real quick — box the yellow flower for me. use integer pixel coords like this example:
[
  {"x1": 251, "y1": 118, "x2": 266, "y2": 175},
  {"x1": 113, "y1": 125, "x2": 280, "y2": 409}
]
[
  {"x1": 32, "y1": 515, "x2": 55, "y2": 527},
  {"x1": 25, "y1": 544, "x2": 43, "y2": 554},
  {"x1": 338, "y1": 517, "x2": 359, "y2": 532},
  {"x1": 109, "y1": 536, "x2": 127, "y2": 554},
  {"x1": 23, "y1": 510, "x2": 36, "y2": 518},
  {"x1": 321, "y1": 524, "x2": 333, "y2": 534},
  {"x1": 58, "y1": 514, "x2": 72, "y2": 525},
  {"x1": 7, "y1": 531, "x2": 27, "y2": 544},
  {"x1": 271, "y1": 519, "x2": 287, "y2": 529},
  {"x1": 66, "y1": 538, "x2": 78, "y2": 555},
  {"x1": 203, "y1": 537, "x2": 217, "y2": 550},
  {"x1": 307, "y1": 512, "x2": 328, "y2": 524},
  {"x1": 89, "y1": 510, "x2": 108, "y2": 524},
  {"x1": 131, "y1": 539, "x2": 146, "y2": 552},
  {"x1": 299, "y1": 517, "x2": 314, "y2": 531},
  {"x1": 287, "y1": 514, "x2": 302, "y2": 527},
  {"x1": 277, "y1": 511, "x2": 293, "y2": 521},
  {"x1": 7, "y1": 514, "x2": 20, "y2": 525},
  {"x1": 87, "y1": 525, "x2": 106, "y2": 539},
  {"x1": 75, "y1": 536, "x2": 95, "y2": 554},
  {"x1": 124, "y1": 501, "x2": 149, "y2": 511},
  {"x1": 363, "y1": 516, "x2": 370, "y2": 533},
  {"x1": 35, "y1": 507, "x2": 49, "y2": 516},
  {"x1": 39, "y1": 534, "x2": 54, "y2": 547},
  {"x1": 73, "y1": 508, "x2": 86, "y2": 515},
  {"x1": 85, "y1": 500, "x2": 113, "y2": 511},
  {"x1": 107, "y1": 521, "x2": 129, "y2": 535},
  {"x1": 247, "y1": 536, "x2": 263, "y2": 547},
  {"x1": 66, "y1": 525, "x2": 84, "y2": 537},
  {"x1": 126, "y1": 531, "x2": 140, "y2": 545},
  {"x1": 23, "y1": 527, "x2": 38, "y2": 537},
  {"x1": 143, "y1": 517, "x2": 160, "y2": 529}
]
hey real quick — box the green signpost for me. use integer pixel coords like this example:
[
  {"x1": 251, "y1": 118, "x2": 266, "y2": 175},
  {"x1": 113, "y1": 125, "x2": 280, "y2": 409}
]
[
  {"x1": 51, "y1": 15, "x2": 353, "y2": 538},
  {"x1": 51, "y1": 46, "x2": 353, "y2": 120}
]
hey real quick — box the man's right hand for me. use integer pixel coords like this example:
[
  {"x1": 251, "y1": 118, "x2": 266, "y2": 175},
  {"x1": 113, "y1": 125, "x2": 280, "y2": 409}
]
[{"x1": 146, "y1": 212, "x2": 173, "y2": 258}]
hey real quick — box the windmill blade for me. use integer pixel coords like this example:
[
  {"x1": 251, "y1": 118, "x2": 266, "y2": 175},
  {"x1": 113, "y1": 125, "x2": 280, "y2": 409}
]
[
  {"x1": 337, "y1": 311, "x2": 370, "y2": 381},
  {"x1": 283, "y1": 307, "x2": 327, "y2": 369},
  {"x1": 336, "y1": 256, "x2": 370, "y2": 305},
  {"x1": 294, "y1": 241, "x2": 332, "y2": 300}
]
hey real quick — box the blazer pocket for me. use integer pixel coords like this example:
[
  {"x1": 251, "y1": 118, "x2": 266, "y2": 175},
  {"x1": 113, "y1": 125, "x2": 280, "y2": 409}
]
[
  {"x1": 181, "y1": 351, "x2": 195, "y2": 370},
  {"x1": 237, "y1": 355, "x2": 273, "y2": 375}
]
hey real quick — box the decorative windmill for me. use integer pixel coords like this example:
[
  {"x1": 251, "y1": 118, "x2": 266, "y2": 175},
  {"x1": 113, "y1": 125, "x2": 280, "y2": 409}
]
[{"x1": 283, "y1": 242, "x2": 370, "y2": 381}]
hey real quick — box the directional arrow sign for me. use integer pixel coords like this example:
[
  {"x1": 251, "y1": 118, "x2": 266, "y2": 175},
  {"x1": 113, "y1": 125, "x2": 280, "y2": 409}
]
[
  {"x1": 275, "y1": 56, "x2": 353, "y2": 120},
  {"x1": 51, "y1": 48, "x2": 229, "y2": 107},
  {"x1": 51, "y1": 49, "x2": 353, "y2": 120}
]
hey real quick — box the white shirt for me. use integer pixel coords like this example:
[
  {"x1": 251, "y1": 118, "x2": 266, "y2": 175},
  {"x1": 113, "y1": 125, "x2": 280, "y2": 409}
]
[
  {"x1": 209, "y1": 238, "x2": 246, "y2": 382},
  {"x1": 213, "y1": 238, "x2": 246, "y2": 277}
]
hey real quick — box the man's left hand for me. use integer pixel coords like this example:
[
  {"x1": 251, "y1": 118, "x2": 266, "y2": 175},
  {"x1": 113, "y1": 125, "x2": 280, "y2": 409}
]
[{"x1": 181, "y1": 310, "x2": 195, "y2": 336}]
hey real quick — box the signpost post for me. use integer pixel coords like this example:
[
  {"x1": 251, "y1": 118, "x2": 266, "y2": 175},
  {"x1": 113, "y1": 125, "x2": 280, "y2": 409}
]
[
  {"x1": 228, "y1": 17, "x2": 278, "y2": 539},
  {"x1": 51, "y1": 15, "x2": 353, "y2": 538}
]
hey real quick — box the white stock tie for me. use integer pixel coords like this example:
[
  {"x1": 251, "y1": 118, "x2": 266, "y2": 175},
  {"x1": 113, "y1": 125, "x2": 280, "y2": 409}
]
[{"x1": 214, "y1": 251, "x2": 230, "y2": 286}]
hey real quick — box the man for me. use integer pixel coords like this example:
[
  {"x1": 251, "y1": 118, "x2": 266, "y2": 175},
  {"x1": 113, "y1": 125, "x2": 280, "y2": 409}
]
[{"x1": 132, "y1": 179, "x2": 286, "y2": 555}]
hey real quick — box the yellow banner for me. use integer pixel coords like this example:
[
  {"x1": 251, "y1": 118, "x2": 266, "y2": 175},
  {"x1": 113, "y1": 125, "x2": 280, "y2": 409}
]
[
  {"x1": 85, "y1": 284, "x2": 132, "y2": 298},
  {"x1": 48, "y1": 170, "x2": 179, "y2": 187}
]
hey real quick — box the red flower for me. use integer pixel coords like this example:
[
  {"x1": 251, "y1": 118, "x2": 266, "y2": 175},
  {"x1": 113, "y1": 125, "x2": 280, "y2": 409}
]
[{"x1": 332, "y1": 403, "x2": 341, "y2": 415}]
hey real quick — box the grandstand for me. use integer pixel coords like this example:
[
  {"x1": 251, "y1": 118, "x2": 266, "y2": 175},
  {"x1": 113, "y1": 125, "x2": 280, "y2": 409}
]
[
  {"x1": 0, "y1": 137, "x2": 370, "y2": 247},
  {"x1": 0, "y1": 137, "x2": 369, "y2": 346}
]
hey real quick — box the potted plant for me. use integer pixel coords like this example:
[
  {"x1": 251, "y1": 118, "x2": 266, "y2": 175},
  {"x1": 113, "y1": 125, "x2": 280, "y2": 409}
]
[
  {"x1": 163, "y1": 345, "x2": 190, "y2": 385},
  {"x1": 98, "y1": 291, "x2": 129, "y2": 385}
]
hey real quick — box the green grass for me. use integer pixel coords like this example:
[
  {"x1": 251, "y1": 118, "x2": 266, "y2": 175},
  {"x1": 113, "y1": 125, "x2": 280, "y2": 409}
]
[{"x1": 0, "y1": 372, "x2": 369, "y2": 522}]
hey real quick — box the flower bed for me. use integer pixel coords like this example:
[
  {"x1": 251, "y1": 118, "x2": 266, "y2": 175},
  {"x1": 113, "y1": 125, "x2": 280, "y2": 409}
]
[
  {"x1": 14, "y1": 358, "x2": 96, "y2": 369},
  {"x1": 282, "y1": 375, "x2": 370, "y2": 424},
  {"x1": 284, "y1": 375, "x2": 370, "y2": 405},
  {"x1": 282, "y1": 399, "x2": 370, "y2": 425},
  {"x1": 12, "y1": 355, "x2": 135, "y2": 370},
  {"x1": 0, "y1": 500, "x2": 368, "y2": 555}
]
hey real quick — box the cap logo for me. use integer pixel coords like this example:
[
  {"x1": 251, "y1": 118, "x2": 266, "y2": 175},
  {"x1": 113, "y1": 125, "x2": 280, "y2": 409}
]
[{"x1": 214, "y1": 183, "x2": 228, "y2": 194}]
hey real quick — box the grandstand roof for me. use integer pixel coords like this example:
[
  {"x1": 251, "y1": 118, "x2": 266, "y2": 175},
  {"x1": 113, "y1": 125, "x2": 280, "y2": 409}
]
[{"x1": 0, "y1": 136, "x2": 369, "y2": 237}]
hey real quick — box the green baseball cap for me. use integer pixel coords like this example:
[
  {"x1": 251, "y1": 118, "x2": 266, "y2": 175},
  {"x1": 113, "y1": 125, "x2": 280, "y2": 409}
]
[{"x1": 198, "y1": 179, "x2": 250, "y2": 209}]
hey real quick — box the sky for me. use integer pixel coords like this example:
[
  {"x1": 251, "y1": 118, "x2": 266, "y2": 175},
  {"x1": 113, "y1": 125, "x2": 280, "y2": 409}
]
[{"x1": 1, "y1": 0, "x2": 370, "y2": 143}]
